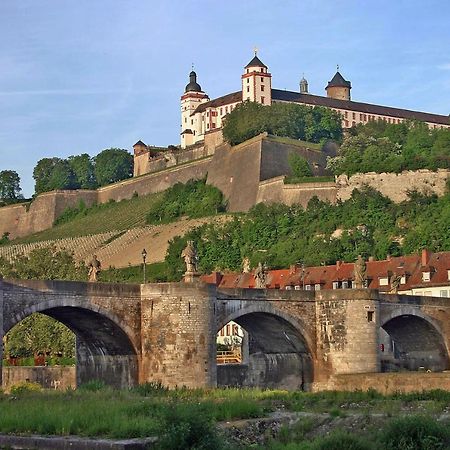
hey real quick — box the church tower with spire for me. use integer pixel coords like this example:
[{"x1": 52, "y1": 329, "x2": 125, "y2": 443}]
[
  {"x1": 241, "y1": 51, "x2": 272, "y2": 105},
  {"x1": 325, "y1": 67, "x2": 351, "y2": 101},
  {"x1": 180, "y1": 69, "x2": 209, "y2": 148}
]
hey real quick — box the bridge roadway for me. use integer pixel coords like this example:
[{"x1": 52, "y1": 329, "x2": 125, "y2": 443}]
[{"x1": 1, "y1": 279, "x2": 449, "y2": 390}]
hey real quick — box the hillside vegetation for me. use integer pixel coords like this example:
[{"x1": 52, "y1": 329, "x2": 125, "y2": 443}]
[
  {"x1": 164, "y1": 187, "x2": 450, "y2": 277},
  {"x1": 328, "y1": 120, "x2": 450, "y2": 175}
]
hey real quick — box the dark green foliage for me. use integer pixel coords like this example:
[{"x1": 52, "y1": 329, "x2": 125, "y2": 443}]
[
  {"x1": 165, "y1": 188, "x2": 450, "y2": 274},
  {"x1": 288, "y1": 153, "x2": 313, "y2": 178},
  {"x1": 0, "y1": 170, "x2": 23, "y2": 204},
  {"x1": 222, "y1": 101, "x2": 342, "y2": 146},
  {"x1": 33, "y1": 158, "x2": 78, "y2": 194},
  {"x1": 94, "y1": 148, "x2": 133, "y2": 186},
  {"x1": 4, "y1": 313, "x2": 75, "y2": 359},
  {"x1": 310, "y1": 431, "x2": 373, "y2": 450},
  {"x1": 68, "y1": 153, "x2": 97, "y2": 189},
  {"x1": 99, "y1": 262, "x2": 169, "y2": 283},
  {"x1": 146, "y1": 178, "x2": 227, "y2": 224},
  {"x1": 329, "y1": 120, "x2": 450, "y2": 175},
  {"x1": 0, "y1": 232, "x2": 10, "y2": 245},
  {"x1": 157, "y1": 405, "x2": 226, "y2": 450},
  {"x1": 380, "y1": 415, "x2": 449, "y2": 450},
  {"x1": 54, "y1": 199, "x2": 89, "y2": 226}
]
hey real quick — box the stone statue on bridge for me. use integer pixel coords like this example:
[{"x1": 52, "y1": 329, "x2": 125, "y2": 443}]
[
  {"x1": 181, "y1": 240, "x2": 198, "y2": 275},
  {"x1": 242, "y1": 256, "x2": 251, "y2": 273},
  {"x1": 88, "y1": 255, "x2": 101, "y2": 282},
  {"x1": 254, "y1": 262, "x2": 268, "y2": 289},
  {"x1": 353, "y1": 255, "x2": 367, "y2": 289},
  {"x1": 389, "y1": 272, "x2": 402, "y2": 294}
]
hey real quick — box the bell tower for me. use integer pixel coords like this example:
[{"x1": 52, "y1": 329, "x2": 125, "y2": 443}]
[
  {"x1": 241, "y1": 50, "x2": 272, "y2": 106},
  {"x1": 180, "y1": 68, "x2": 209, "y2": 148}
]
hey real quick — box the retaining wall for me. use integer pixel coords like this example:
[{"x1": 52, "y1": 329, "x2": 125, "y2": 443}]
[{"x1": 2, "y1": 366, "x2": 76, "y2": 391}]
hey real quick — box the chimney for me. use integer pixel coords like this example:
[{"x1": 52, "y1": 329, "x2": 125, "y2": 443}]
[
  {"x1": 421, "y1": 249, "x2": 431, "y2": 267},
  {"x1": 336, "y1": 260, "x2": 341, "y2": 269},
  {"x1": 386, "y1": 254, "x2": 391, "y2": 261},
  {"x1": 212, "y1": 271, "x2": 223, "y2": 286},
  {"x1": 368, "y1": 256, "x2": 374, "y2": 262}
]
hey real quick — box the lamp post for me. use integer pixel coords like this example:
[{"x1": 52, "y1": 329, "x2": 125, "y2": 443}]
[{"x1": 142, "y1": 248, "x2": 147, "y2": 283}]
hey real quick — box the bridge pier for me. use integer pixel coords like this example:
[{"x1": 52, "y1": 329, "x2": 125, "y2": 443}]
[
  {"x1": 315, "y1": 290, "x2": 380, "y2": 382},
  {"x1": 140, "y1": 283, "x2": 217, "y2": 388}
]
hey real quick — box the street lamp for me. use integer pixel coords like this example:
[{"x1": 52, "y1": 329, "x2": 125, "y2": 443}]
[{"x1": 142, "y1": 248, "x2": 147, "y2": 283}]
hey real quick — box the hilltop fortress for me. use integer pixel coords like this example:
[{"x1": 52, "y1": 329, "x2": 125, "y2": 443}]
[{"x1": 1, "y1": 55, "x2": 449, "y2": 240}]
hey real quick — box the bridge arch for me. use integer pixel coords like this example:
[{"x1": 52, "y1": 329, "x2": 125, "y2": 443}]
[
  {"x1": 380, "y1": 307, "x2": 449, "y2": 372},
  {"x1": 217, "y1": 304, "x2": 315, "y2": 391},
  {"x1": 5, "y1": 299, "x2": 139, "y2": 389}
]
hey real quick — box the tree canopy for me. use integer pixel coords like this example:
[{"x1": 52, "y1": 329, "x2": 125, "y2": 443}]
[
  {"x1": 33, "y1": 158, "x2": 78, "y2": 194},
  {"x1": 327, "y1": 120, "x2": 450, "y2": 176},
  {"x1": 0, "y1": 170, "x2": 23, "y2": 205},
  {"x1": 94, "y1": 148, "x2": 133, "y2": 186},
  {"x1": 222, "y1": 101, "x2": 343, "y2": 146}
]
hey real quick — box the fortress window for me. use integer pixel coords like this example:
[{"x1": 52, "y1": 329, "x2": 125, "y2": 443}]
[
  {"x1": 344, "y1": 111, "x2": 348, "y2": 118},
  {"x1": 261, "y1": 77, "x2": 264, "y2": 82},
  {"x1": 220, "y1": 108, "x2": 223, "y2": 115},
  {"x1": 261, "y1": 85, "x2": 265, "y2": 91},
  {"x1": 305, "y1": 284, "x2": 312, "y2": 291},
  {"x1": 440, "y1": 290, "x2": 449, "y2": 297},
  {"x1": 212, "y1": 123, "x2": 216, "y2": 128},
  {"x1": 191, "y1": 119, "x2": 193, "y2": 125},
  {"x1": 261, "y1": 96, "x2": 265, "y2": 104},
  {"x1": 184, "y1": 118, "x2": 187, "y2": 123},
  {"x1": 360, "y1": 114, "x2": 363, "y2": 120},
  {"x1": 367, "y1": 311, "x2": 374, "y2": 322},
  {"x1": 352, "y1": 121, "x2": 356, "y2": 127},
  {"x1": 247, "y1": 86, "x2": 250, "y2": 92},
  {"x1": 345, "y1": 120, "x2": 349, "y2": 127},
  {"x1": 247, "y1": 78, "x2": 249, "y2": 83},
  {"x1": 352, "y1": 112, "x2": 356, "y2": 119},
  {"x1": 342, "y1": 281, "x2": 349, "y2": 289}
]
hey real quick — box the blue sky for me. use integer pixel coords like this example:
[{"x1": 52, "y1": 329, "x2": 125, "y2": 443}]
[{"x1": 1, "y1": 0, "x2": 449, "y2": 197}]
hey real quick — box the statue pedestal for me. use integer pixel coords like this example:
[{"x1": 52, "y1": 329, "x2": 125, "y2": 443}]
[{"x1": 183, "y1": 271, "x2": 201, "y2": 283}]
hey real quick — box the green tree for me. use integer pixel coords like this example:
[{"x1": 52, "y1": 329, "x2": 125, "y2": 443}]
[
  {"x1": 33, "y1": 158, "x2": 78, "y2": 194},
  {"x1": 0, "y1": 170, "x2": 23, "y2": 204},
  {"x1": 68, "y1": 153, "x2": 97, "y2": 189},
  {"x1": 94, "y1": 148, "x2": 133, "y2": 186},
  {"x1": 288, "y1": 153, "x2": 313, "y2": 177}
]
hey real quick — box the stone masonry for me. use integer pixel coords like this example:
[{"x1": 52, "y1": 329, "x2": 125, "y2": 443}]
[{"x1": 1, "y1": 279, "x2": 449, "y2": 391}]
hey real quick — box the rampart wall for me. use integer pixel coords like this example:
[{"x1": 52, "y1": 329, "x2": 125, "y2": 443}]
[
  {"x1": 336, "y1": 169, "x2": 450, "y2": 202},
  {"x1": 0, "y1": 132, "x2": 448, "y2": 240},
  {"x1": 2, "y1": 366, "x2": 76, "y2": 391}
]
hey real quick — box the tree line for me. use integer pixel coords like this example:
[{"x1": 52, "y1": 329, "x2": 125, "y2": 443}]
[
  {"x1": 163, "y1": 186, "x2": 450, "y2": 279},
  {"x1": 222, "y1": 101, "x2": 343, "y2": 146},
  {"x1": 327, "y1": 120, "x2": 450, "y2": 176}
]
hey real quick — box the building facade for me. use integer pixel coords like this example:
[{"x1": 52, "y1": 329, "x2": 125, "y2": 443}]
[{"x1": 181, "y1": 54, "x2": 450, "y2": 148}]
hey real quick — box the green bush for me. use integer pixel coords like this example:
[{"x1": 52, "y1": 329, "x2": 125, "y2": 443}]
[
  {"x1": 146, "y1": 178, "x2": 226, "y2": 224},
  {"x1": 288, "y1": 153, "x2": 313, "y2": 178},
  {"x1": 10, "y1": 381, "x2": 42, "y2": 395},
  {"x1": 380, "y1": 415, "x2": 449, "y2": 450},
  {"x1": 157, "y1": 405, "x2": 226, "y2": 450},
  {"x1": 310, "y1": 431, "x2": 373, "y2": 450},
  {"x1": 78, "y1": 380, "x2": 108, "y2": 392}
]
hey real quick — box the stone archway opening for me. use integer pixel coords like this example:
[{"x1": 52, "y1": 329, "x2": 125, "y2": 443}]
[
  {"x1": 4, "y1": 307, "x2": 138, "y2": 389},
  {"x1": 381, "y1": 314, "x2": 449, "y2": 372},
  {"x1": 216, "y1": 312, "x2": 313, "y2": 391}
]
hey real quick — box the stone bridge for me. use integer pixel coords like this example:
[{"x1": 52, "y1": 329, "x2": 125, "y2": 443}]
[{"x1": 1, "y1": 279, "x2": 449, "y2": 390}]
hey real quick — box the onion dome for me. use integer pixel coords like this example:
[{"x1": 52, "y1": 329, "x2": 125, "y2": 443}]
[{"x1": 185, "y1": 71, "x2": 202, "y2": 93}]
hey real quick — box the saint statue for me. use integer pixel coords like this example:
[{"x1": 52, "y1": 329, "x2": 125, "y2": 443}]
[
  {"x1": 353, "y1": 255, "x2": 367, "y2": 289},
  {"x1": 389, "y1": 272, "x2": 402, "y2": 294},
  {"x1": 181, "y1": 240, "x2": 198, "y2": 273},
  {"x1": 254, "y1": 262, "x2": 268, "y2": 289},
  {"x1": 88, "y1": 255, "x2": 101, "y2": 282},
  {"x1": 242, "y1": 256, "x2": 251, "y2": 274}
]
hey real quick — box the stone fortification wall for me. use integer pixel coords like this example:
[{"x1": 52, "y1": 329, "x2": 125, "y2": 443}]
[
  {"x1": 2, "y1": 366, "x2": 76, "y2": 391},
  {"x1": 0, "y1": 158, "x2": 211, "y2": 239},
  {"x1": 0, "y1": 190, "x2": 98, "y2": 240},
  {"x1": 256, "y1": 176, "x2": 337, "y2": 208},
  {"x1": 206, "y1": 134, "x2": 332, "y2": 212},
  {"x1": 97, "y1": 157, "x2": 211, "y2": 203},
  {"x1": 337, "y1": 169, "x2": 450, "y2": 202},
  {"x1": 313, "y1": 372, "x2": 450, "y2": 394}
]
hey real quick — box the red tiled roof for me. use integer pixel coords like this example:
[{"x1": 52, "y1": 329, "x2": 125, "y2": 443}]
[{"x1": 201, "y1": 250, "x2": 450, "y2": 293}]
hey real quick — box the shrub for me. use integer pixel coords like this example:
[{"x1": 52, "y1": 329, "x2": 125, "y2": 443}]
[
  {"x1": 288, "y1": 153, "x2": 313, "y2": 178},
  {"x1": 10, "y1": 381, "x2": 42, "y2": 395},
  {"x1": 78, "y1": 380, "x2": 108, "y2": 392},
  {"x1": 132, "y1": 382, "x2": 168, "y2": 397},
  {"x1": 380, "y1": 415, "x2": 449, "y2": 450},
  {"x1": 311, "y1": 430, "x2": 373, "y2": 450}
]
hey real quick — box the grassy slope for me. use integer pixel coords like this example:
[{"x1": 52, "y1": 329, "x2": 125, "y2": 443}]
[{"x1": 12, "y1": 192, "x2": 163, "y2": 245}]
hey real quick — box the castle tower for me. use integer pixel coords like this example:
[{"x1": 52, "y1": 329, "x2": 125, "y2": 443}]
[
  {"x1": 325, "y1": 68, "x2": 351, "y2": 101},
  {"x1": 241, "y1": 52, "x2": 272, "y2": 105},
  {"x1": 300, "y1": 76, "x2": 308, "y2": 94},
  {"x1": 181, "y1": 70, "x2": 209, "y2": 148}
]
